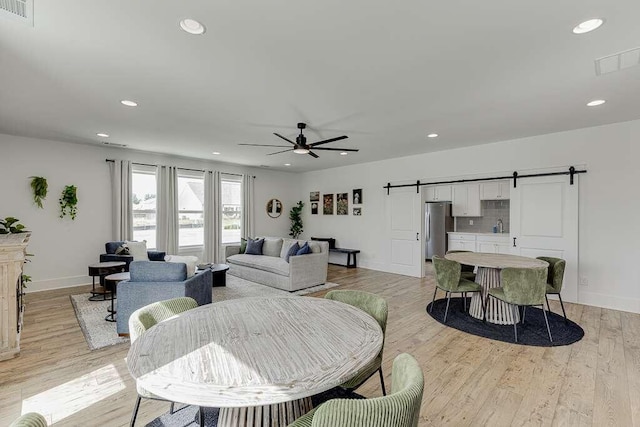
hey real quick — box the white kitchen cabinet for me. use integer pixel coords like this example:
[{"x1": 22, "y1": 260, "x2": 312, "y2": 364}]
[
  {"x1": 448, "y1": 233, "x2": 477, "y2": 252},
  {"x1": 425, "y1": 185, "x2": 452, "y2": 202},
  {"x1": 481, "y1": 180, "x2": 510, "y2": 200},
  {"x1": 452, "y1": 184, "x2": 481, "y2": 217},
  {"x1": 476, "y1": 235, "x2": 511, "y2": 254}
]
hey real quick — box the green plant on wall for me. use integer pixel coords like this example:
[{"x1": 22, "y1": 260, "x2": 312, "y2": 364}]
[
  {"x1": 29, "y1": 176, "x2": 48, "y2": 208},
  {"x1": 0, "y1": 217, "x2": 27, "y2": 234},
  {"x1": 289, "y1": 201, "x2": 304, "y2": 239},
  {"x1": 59, "y1": 185, "x2": 78, "y2": 220}
]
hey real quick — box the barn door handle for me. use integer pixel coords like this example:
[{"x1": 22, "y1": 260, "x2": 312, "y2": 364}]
[
  {"x1": 416, "y1": 233, "x2": 419, "y2": 241},
  {"x1": 513, "y1": 237, "x2": 517, "y2": 247}
]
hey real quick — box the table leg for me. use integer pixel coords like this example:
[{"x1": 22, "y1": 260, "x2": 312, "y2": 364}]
[
  {"x1": 217, "y1": 397, "x2": 313, "y2": 427},
  {"x1": 469, "y1": 267, "x2": 520, "y2": 325}
]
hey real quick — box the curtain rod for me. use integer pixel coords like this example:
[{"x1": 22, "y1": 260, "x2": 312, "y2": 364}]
[
  {"x1": 383, "y1": 166, "x2": 586, "y2": 194},
  {"x1": 105, "y1": 159, "x2": 254, "y2": 178}
]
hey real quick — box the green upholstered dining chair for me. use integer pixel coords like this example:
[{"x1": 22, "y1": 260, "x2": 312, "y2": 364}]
[
  {"x1": 431, "y1": 256, "x2": 484, "y2": 323},
  {"x1": 445, "y1": 250, "x2": 476, "y2": 281},
  {"x1": 537, "y1": 256, "x2": 568, "y2": 324},
  {"x1": 9, "y1": 413, "x2": 48, "y2": 427},
  {"x1": 485, "y1": 267, "x2": 552, "y2": 343},
  {"x1": 129, "y1": 297, "x2": 199, "y2": 427},
  {"x1": 325, "y1": 290, "x2": 389, "y2": 395},
  {"x1": 288, "y1": 353, "x2": 424, "y2": 427}
]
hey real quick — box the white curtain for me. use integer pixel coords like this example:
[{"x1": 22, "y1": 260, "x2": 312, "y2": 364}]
[
  {"x1": 242, "y1": 174, "x2": 255, "y2": 239},
  {"x1": 109, "y1": 160, "x2": 133, "y2": 241},
  {"x1": 156, "y1": 165, "x2": 179, "y2": 255},
  {"x1": 203, "y1": 171, "x2": 222, "y2": 263}
]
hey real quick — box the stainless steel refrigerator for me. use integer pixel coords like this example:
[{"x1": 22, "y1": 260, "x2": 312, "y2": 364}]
[{"x1": 425, "y1": 202, "x2": 453, "y2": 260}]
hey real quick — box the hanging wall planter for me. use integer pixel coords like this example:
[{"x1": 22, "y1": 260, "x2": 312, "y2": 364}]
[
  {"x1": 59, "y1": 185, "x2": 78, "y2": 220},
  {"x1": 29, "y1": 176, "x2": 48, "y2": 208}
]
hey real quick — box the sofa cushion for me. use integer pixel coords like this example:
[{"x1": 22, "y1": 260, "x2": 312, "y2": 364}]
[
  {"x1": 240, "y1": 238, "x2": 247, "y2": 254},
  {"x1": 227, "y1": 254, "x2": 290, "y2": 276},
  {"x1": 115, "y1": 245, "x2": 130, "y2": 255},
  {"x1": 106, "y1": 241, "x2": 126, "y2": 254},
  {"x1": 126, "y1": 240, "x2": 150, "y2": 261},
  {"x1": 285, "y1": 242, "x2": 300, "y2": 263},
  {"x1": 246, "y1": 238, "x2": 264, "y2": 255},
  {"x1": 297, "y1": 242, "x2": 311, "y2": 256},
  {"x1": 281, "y1": 239, "x2": 298, "y2": 258},
  {"x1": 308, "y1": 241, "x2": 322, "y2": 254},
  {"x1": 262, "y1": 237, "x2": 283, "y2": 257},
  {"x1": 165, "y1": 255, "x2": 198, "y2": 277}
]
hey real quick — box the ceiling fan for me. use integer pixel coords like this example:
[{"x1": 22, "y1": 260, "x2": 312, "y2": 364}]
[{"x1": 239, "y1": 122, "x2": 358, "y2": 158}]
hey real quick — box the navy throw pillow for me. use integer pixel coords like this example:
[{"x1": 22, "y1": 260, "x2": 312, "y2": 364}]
[
  {"x1": 296, "y1": 242, "x2": 312, "y2": 255},
  {"x1": 285, "y1": 242, "x2": 300, "y2": 263},
  {"x1": 245, "y1": 238, "x2": 265, "y2": 255}
]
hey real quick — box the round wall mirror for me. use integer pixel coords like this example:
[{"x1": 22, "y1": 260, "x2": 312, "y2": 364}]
[{"x1": 266, "y1": 199, "x2": 283, "y2": 218}]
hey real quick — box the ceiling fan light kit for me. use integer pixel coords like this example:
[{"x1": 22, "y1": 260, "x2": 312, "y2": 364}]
[{"x1": 238, "y1": 122, "x2": 358, "y2": 159}]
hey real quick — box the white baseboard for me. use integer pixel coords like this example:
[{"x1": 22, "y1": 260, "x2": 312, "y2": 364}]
[
  {"x1": 579, "y1": 290, "x2": 640, "y2": 314},
  {"x1": 27, "y1": 275, "x2": 90, "y2": 293}
]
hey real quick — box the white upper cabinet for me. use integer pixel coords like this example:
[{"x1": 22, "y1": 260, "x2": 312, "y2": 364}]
[
  {"x1": 452, "y1": 184, "x2": 481, "y2": 217},
  {"x1": 480, "y1": 180, "x2": 511, "y2": 200},
  {"x1": 425, "y1": 185, "x2": 452, "y2": 202}
]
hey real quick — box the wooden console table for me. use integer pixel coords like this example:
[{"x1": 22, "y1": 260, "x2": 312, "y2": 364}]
[
  {"x1": 329, "y1": 248, "x2": 360, "y2": 268},
  {"x1": 0, "y1": 236, "x2": 29, "y2": 361}
]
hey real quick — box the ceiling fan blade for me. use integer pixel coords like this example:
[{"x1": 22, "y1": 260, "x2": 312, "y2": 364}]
[
  {"x1": 308, "y1": 135, "x2": 348, "y2": 147},
  {"x1": 308, "y1": 151, "x2": 319, "y2": 158},
  {"x1": 311, "y1": 147, "x2": 359, "y2": 152},
  {"x1": 267, "y1": 148, "x2": 295, "y2": 156},
  {"x1": 239, "y1": 144, "x2": 292, "y2": 147},
  {"x1": 273, "y1": 133, "x2": 296, "y2": 145}
]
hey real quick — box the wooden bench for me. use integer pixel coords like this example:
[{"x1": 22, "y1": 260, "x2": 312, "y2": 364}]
[{"x1": 329, "y1": 248, "x2": 361, "y2": 268}]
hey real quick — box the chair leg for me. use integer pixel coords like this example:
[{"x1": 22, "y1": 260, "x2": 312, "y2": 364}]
[
  {"x1": 522, "y1": 306, "x2": 527, "y2": 325},
  {"x1": 483, "y1": 294, "x2": 490, "y2": 322},
  {"x1": 511, "y1": 305, "x2": 518, "y2": 343},
  {"x1": 479, "y1": 291, "x2": 486, "y2": 320},
  {"x1": 378, "y1": 367, "x2": 387, "y2": 396},
  {"x1": 169, "y1": 402, "x2": 175, "y2": 414},
  {"x1": 430, "y1": 287, "x2": 438, "y2": 313},
  {"x1": 545, "y1": 294, "x2": 552, "y2": 313},
  {"x1": 199, "y1": 406, "x2": 205, "y2": 426},
  {"x1": 463, "y1": 292, "x2": 467, "y2": 312},
  {"x1": 443, "y1": 292, "x2": 452, "y2": 323},
  {"x1": 541, "y1": 304, "x2": 553, "y2": 343},
  {"x1": 130, "y1": 395, "x2": 142, "y2": 427},
  {"x1": 558, "y1": 294, "x2": 568, "y2": 324}
]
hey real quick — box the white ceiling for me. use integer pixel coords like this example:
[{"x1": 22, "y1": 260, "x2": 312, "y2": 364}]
[{"x1": 1, "y1": 1, "x2": 639, "y2": 172}]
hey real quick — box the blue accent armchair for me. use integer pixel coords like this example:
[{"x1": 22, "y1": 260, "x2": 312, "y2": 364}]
[{"x1": 116, "y1": 261, "x2": 212, "y2": 336}]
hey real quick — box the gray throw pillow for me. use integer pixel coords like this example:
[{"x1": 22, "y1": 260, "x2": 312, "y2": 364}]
[
  {"x1": 285, "y1": 242, "x2": 300, "y2": 263},
  {"x1": 245, "y1": 238, "x2": 265, "y2": 255}
]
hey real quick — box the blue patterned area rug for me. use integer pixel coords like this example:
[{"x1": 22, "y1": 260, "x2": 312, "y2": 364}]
[
  {"x1": 426, "y1": 297, "x2": 584, "y2": 347},
  {"x1": 146, "y1": 388, "x2": 363, "y2": 426}
]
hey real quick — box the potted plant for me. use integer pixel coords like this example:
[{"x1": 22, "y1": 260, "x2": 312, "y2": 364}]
[
  {"x1": 59, "y1": 185, "x2": 78, "y2": 219},
  {"x1": 289, "y1": 201, "x2": 304, "y2": 238},
  {"x1": 0, "y1": 217, "x2": 30, "y2": 245},
  {"x1": 29, "y1": 176, "x2": 48, "y2": 208}
]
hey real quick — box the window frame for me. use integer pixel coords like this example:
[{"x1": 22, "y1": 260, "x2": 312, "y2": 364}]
[
  {"x1": 221, "y1": 174, "x2": 243, "y2": 245},
  {"x1": 131, "y1": 165, "x2": 158, "y2": 250},
  {"x1": 177, "y1": 170, "x2": 205, "y2": 250}
]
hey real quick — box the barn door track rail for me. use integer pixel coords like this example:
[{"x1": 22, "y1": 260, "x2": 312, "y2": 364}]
[{"x1": 383, "y1": 166, "x2": 587, "y2": 195}]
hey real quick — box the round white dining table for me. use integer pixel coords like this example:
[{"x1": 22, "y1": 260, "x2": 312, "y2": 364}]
[
  {"x1": 126, "y1": 296, "x2": 383, "y2": 427},
  {"x1": 444, "y1": 252, "x2": 549, "y2": 325}
]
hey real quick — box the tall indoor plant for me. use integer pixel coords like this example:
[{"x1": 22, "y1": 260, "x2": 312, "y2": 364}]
[{"x1": 289, "y1": 201, "x2": 304, "y2": 238}]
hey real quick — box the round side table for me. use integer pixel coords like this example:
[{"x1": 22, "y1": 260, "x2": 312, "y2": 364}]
[
  {"x1": 103, "y1": 272, "x2": 130, "y2": 322},
  {"x1": 88, "y1": 261, "x2": 126, "y2": 302}
]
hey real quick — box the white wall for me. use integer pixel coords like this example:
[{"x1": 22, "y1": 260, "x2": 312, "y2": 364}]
[
  {"x1": 299, "y1": 119, "x2": 640, "y2": 314},
  {"x1": 0, "y1": 134, "x2": 298, "y2": 292}
]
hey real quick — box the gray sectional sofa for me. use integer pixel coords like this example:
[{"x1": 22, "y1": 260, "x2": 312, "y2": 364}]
[{"x1": 225, "y1": 237, "x2": 329, "y2": 291}]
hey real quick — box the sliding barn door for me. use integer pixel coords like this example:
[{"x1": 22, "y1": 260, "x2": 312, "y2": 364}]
[
  {"x1": 385, "y1": 187, "x2": 422, "y2": 277},
  {"x1": 510, "y1": 175, "x2": 579, "y2": 302}
]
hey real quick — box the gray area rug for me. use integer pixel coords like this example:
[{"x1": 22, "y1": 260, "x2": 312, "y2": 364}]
[{"x1": 70, "y1": 276, "x2": 341, "y2": 351}]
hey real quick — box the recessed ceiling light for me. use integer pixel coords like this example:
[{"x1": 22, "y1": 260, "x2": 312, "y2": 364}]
[
  {"x1": 180, "y1": 18, "x2": 206, "y2": 35},
  {"x1": 427, "y1": 133, "x2": 438, "y2": 138},
  {"x1": 587, "y1": 99, "x2": 606, "y2": 107},
  {"x1": 212, "y1": 151, "x2": 221, "y2": 155},
  {"x1": 121, "y1": 100, "x2": 138, "y2": 107},
  {"x1": 96, "y1": 133, "x2": 109, "y2": 138},
  {"x1": 340, "y1": 152, "x2": 348, "y2": 156},
  {"x1": 573, "y1": 18, "x2": 604, "y2": 34},
  {"x1": 284, "y1": 163, "x2": 291, "y2": 166}
]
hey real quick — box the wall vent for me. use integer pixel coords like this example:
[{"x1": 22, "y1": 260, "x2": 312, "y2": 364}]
[
  {"x1": 102, "y1": 141, "x2": 128, "y2": 148},
  {"x1": 595, "y1": 47, "x2": 640, "y2": 76},
  {"x1": 0, "y1": 0, "x2": 34, "y2": 26}
]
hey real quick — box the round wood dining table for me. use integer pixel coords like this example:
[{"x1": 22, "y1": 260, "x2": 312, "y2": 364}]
[
  {"x1": 126, "y1": 296, "x2": 383, "y2": 427},
  {"x1": 444, "y1": 252, "x2": 549, "y2": 325}
]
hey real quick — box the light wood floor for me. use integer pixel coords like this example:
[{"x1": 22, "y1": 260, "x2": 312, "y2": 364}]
[{"x1": 1, "y1": 265, "x2": 639, "y2": 426}]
